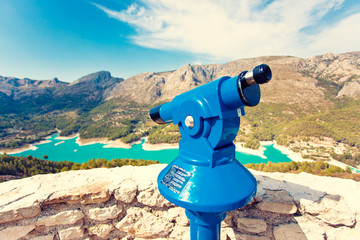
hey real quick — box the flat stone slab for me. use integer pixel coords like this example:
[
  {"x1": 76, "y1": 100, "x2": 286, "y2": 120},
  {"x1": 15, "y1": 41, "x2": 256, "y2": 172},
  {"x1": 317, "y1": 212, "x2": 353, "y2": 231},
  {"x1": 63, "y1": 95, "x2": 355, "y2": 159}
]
[
  {"x1": 58, "y1": 226, "x2": 84, "y2": 240},
  {"x1": 236, "y1": 217, "x2": 267, "y2": 233},
  {"x1": 257, "y1": 190, "x2": 297, "y2": 214},
  {"x1": 273, "y1": 223, "x2": 307, "y2": 240},
  {"x1": 115, "y1": 207, "x2": 174, "y2": 238},
  {"x1": 36, "y1": 210, "x2": 84, "y2": 226},
  {"x1": 87, "y1": 204, "x2": 123, "y2": 221},
  {"x1": 0, "y1": 224, "x2": 36, "y2": 240}
]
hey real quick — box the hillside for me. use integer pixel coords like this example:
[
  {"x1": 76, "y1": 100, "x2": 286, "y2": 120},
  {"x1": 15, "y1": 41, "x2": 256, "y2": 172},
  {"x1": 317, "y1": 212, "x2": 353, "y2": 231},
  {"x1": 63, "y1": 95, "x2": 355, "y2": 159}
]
[
  {"x1": 0, "y1": 71, "x2": 123, "y2": 114},
  {"x1": 107, "y1": 52, "x2": 360, "y2": 106},
  {"x1": 0, "y1": 51, "x2": 360, "y2": 167},
  {"x1": 0, "y1": 165, "x2": 359, "y2": 239},
  {"x1": 106, "y1": 52, "x2": 360, "y2": 166}
]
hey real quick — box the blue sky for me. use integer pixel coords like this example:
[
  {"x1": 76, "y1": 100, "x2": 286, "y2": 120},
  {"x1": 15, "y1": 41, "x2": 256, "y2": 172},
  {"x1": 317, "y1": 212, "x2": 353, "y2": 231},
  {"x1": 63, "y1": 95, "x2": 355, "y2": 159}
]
[{"x1": 0, "y1": 0, "x2": 359, "y2": 82}]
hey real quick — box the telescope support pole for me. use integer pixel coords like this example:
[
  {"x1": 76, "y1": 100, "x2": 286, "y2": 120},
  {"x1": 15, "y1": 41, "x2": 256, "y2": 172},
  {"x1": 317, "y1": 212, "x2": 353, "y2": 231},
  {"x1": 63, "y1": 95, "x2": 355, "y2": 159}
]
[{"x1": 186, "y1": 210, "x2": 226, "y2": 240}]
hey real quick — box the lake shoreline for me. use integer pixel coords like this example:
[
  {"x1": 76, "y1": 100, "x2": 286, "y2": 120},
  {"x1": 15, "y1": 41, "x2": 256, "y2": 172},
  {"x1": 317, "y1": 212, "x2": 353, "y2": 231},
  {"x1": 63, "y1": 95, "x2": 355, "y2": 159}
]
[
  {"x1": 1, "y1": 133, "x2": 307, "y2": 162},
  {"x1": 141, "y1": 137, "x2": 178, "y2": 151},
  {"x1": 3, "y1": 135, "x2": 358, "y2": 173},
  {"x1": 0, "y1": 139, "x2": 51, "y2": 155}
]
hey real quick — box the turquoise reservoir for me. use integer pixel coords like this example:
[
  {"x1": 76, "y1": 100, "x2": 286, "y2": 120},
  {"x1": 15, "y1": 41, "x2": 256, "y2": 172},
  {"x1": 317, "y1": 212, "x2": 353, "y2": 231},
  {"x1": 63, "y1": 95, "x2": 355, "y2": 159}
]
[{"x1": 10, "y1": 134, "x2": 292, "y2": 164}]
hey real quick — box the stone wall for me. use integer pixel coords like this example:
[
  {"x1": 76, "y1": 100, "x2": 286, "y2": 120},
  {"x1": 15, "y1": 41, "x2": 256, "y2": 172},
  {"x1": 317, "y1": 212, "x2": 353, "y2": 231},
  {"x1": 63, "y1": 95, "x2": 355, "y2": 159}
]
[{"x1": 0, "y1": 165, "x2": 359, "y2": 240}]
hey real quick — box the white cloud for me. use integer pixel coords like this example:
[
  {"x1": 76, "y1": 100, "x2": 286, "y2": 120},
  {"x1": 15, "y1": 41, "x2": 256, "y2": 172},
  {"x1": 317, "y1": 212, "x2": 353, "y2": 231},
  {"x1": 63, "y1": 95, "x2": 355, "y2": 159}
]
[
  {"x1": 308, "y1": 12, "x2": 360, "y2": 55},
  {"x1": 94, "y1": 0, "x2": 359, "y2": 60}
]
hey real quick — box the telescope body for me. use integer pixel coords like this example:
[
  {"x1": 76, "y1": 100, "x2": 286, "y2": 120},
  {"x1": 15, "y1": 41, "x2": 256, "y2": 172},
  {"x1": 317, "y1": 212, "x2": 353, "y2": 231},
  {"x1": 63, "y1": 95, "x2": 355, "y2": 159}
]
[{"x1": 150, "y1": 64, "x2": 271, "y2": 240}]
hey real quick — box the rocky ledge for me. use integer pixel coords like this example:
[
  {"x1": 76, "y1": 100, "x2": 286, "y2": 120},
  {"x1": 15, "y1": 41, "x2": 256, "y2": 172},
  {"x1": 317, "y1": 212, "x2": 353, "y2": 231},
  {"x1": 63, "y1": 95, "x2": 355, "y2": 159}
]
[{"x1": 0, "y1": 165, "x2": 359, "y2": 240}]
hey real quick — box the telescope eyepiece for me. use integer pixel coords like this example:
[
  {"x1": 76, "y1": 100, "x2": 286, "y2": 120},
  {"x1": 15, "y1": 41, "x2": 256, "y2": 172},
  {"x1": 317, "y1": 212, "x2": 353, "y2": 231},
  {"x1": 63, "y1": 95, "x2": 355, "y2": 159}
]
[
  {"x1": 242, "y1": 64, "x2": 272, "y2": 87},
  {"x1": 150, "y1": 105, "x2": 167, "y2": 124},
  {"x1": 236, "y1": 64, "x2": 272, "y2": 107},
  {"x1": 253, "y1": 64, "x2": 272, "y2": 84}
]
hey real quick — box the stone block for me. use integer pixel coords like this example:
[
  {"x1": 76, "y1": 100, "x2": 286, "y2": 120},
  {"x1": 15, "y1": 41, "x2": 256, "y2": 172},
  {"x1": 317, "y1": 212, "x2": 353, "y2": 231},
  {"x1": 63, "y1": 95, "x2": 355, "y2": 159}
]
[
  {"x1": 236, "y1": 217, "x2": 267, "y2": 234},
  {"x1": 301, "y1": 195, "x2": 356, "y2": 227},
  {"x1": 58, "y1": 226, "x2": 84, "y2": 240},
  {"x1": 88, "y1": 223, "x2": 114, "y2": 238},
  {"x1": 114, "y1": 179, "x2": 138, "y2": 203},
  {"x1": 165, "y1": 207, "x2": 189, "y2": 226},
  {"x1": 36, "y1": 210, "x2": 84, "y2": 226},
  {"x1": 44, "y1": 180, "x2": 110, "y2": 205},
  {"x1": 273, "y1": 223, "x2": 307, "y2": 240},
  {"x1": 87, "y1": 204, "x2": 123, "y2": 221},
  {"x1": 294, "y1": 215, "x2": 327, "y2": 240},
  {"x1": 0, "y1": 224, "x2": 35, "y2": 240},
  {"x1": 168, "y1": 226, "x2": 190, "y2": 240},
  {"x1": 31, "y1": 234, "x2": 55, "y2": 240},
  {"x1": 136, "y1": 184, "x2": 170, "y2": 207},
  {"x1": 257, "y1": 190, "x2": 297, "y2": 214},
  {"x1": 234, "y1": 233, "x2": 270, "y2": 240},
  {"x1": 0, "y1": 200, "x2": 41, "y2": 224},
  {"x1": 115, "y1": 207, "x2": 174, "y2": 238},
  {"x1": 326, "y1": 225, "x2": 360, "y2": 240}
]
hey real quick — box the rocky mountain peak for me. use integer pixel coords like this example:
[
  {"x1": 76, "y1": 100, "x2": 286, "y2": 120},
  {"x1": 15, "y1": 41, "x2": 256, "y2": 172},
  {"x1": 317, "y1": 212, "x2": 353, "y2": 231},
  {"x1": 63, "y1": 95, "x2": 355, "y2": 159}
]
[
  {"x1": 104, "y1": 52, "x2": 360, "y2": 108},
  {"x1": 0, "y1": 75, "x2": 68, "y2": 100},
  {"x1": 50, "y1": 77, "x2": 60, "y2": 84},
  {"x1": 53, "y1": 71, "x2": 124, "y2": 104},
  {"x1": 70, "y1": 71, "x2": 114, "y2": 86},
  {"x1": 322, "y1": 52, "x2": 336, "y2": 60},
  {"x1": 1, "y1": 51, "x2": 359, "y2": 112},
  {"x1": 0, "y1": 71, "x2": 123, "y2": 113}
]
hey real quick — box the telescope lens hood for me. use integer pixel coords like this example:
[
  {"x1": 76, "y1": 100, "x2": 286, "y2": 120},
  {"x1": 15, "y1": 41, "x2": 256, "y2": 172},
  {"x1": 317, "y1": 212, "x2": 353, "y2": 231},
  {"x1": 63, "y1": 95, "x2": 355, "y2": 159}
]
[
  {"x1": 150, "y1": 105, "x2": 167, "y2": 124},
  {"x1": 253, "y1": 64, "x2": 272, "y2": 84}
]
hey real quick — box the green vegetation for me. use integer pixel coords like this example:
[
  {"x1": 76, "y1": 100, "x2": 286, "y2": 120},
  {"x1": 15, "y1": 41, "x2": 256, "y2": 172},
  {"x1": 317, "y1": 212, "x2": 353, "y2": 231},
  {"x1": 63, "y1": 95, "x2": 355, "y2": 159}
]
[
  {"x1": 331, "y1": 152, "x2": 360, "y2": 167},
  {"x1": 245, "y1": 161, "x2": 360, "y2": 181},
  {"x1": 1, "y1": 80, "x2": 360, "y2": 169},
  {"x1": 1, "y1": 152, "x2": 358, "y2": 183},
  {"x1": 240, "y1": 99, "x2": 360, "y2": 164},
  {"x1": 244, "y1": 138, "x2": 260, "y2": 150},
  {"x1": 316, "y1": 76, "x2": 342, "y2": 99},
  {"x1": 147, "y1": 124, "x2": 181, "y2": 144},
  {"x1": 0, "y1": 92, "x2": 97, "y2": 115},
  {"x1": 0, "y1": 153, "x2": 158, "y2": 181},
  {"x1": 0, "y1": 98, "x2": 150, "y2": 149},
  {"x1": 0, "y1": 135, "x2": 51, "y2": 149},
  {"x1": 0, "y1": 153, "x2": 73, "y2": 177},
  {"x1": 274, "y1": 102, "x2": 360, "y2": 148},
  {"x1": 121, "y1": 133, "x2": 142, "y2": 143}
]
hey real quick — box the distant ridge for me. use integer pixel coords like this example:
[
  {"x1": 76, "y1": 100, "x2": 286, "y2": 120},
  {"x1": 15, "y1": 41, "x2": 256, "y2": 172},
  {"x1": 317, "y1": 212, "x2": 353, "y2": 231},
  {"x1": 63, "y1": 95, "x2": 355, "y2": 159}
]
[
  {"x1": 0, "y1": 71, "x2": 123, "y2": 114},
  {"x1": 1, "y1": 51, "x2": 359, "y2": 108},
  {"x1": 107, "y1": 51, "x2": 360, "y2": 105}
]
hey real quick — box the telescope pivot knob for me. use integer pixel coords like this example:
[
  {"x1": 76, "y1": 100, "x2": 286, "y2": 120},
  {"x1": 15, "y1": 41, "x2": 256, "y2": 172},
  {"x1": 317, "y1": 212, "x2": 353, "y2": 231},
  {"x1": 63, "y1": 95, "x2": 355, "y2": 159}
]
[{"x1": 185, "y1": 115, "x2": 195, "y2": 128}]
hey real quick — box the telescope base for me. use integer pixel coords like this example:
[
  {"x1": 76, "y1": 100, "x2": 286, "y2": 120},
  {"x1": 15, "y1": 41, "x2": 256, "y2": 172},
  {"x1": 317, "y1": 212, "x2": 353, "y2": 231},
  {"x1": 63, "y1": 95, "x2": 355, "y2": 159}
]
[{"x1": 186, "y1": 210, "x2": 226, "y2": 240}]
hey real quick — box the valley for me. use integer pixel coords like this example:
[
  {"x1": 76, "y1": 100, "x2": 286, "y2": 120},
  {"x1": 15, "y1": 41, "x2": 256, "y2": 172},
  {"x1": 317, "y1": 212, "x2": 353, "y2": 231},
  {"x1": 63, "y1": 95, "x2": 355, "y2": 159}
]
[{"x1": 1, "y1": 51, "x2": 360, "y2": 170}]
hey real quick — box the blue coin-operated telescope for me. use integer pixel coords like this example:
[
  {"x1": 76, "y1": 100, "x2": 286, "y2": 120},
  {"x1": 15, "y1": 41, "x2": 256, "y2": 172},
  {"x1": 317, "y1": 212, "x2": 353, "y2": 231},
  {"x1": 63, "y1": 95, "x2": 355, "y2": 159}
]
[{"x1": 149, "y1": 64, "x2": 272, "y2": 240}]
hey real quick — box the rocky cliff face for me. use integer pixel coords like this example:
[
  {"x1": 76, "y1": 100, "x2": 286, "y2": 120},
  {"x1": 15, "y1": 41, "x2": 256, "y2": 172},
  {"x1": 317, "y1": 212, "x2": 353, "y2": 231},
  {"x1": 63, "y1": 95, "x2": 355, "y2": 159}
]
[
  {"x1": 1, "y1": 51, "x2": 359, "y2": 113},
  {"x1": 0, "y1": 76, "x2": 68, "y2": 100},
  {"x1": 59, "y1": 71, "x2": 123, "y2": 102},
  {"x1": 0, "y1": 71, "x2": 123, "y2": 101},
  {"x1": 0, "y1": 165, "x2": 359, "y2": 240},
  {"x1": 0, "y1": 71, "x2": 123, "y2": 114},
  {"x1": 107, "y1": 52, "x2": 360, "y2": 105}
]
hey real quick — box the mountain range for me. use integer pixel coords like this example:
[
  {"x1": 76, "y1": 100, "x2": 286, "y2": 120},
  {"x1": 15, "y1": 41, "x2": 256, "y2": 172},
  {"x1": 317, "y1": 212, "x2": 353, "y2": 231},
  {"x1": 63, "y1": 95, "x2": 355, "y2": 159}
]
[
  {"x1": 108, "y1": 52, "x2": 360, "y2": 107},
  {"x1": 1, "y1": 50, "x2": 359, "y2": 121},
  {"x1": 0, "y1": 71, "x2": 123, "y2": 113},
  {"x1": 1, "y1": 51, "x2": 360, "y2": 112},
  {"x1": 0, "y1": 51, "x2": 359, "y2": 166}
]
